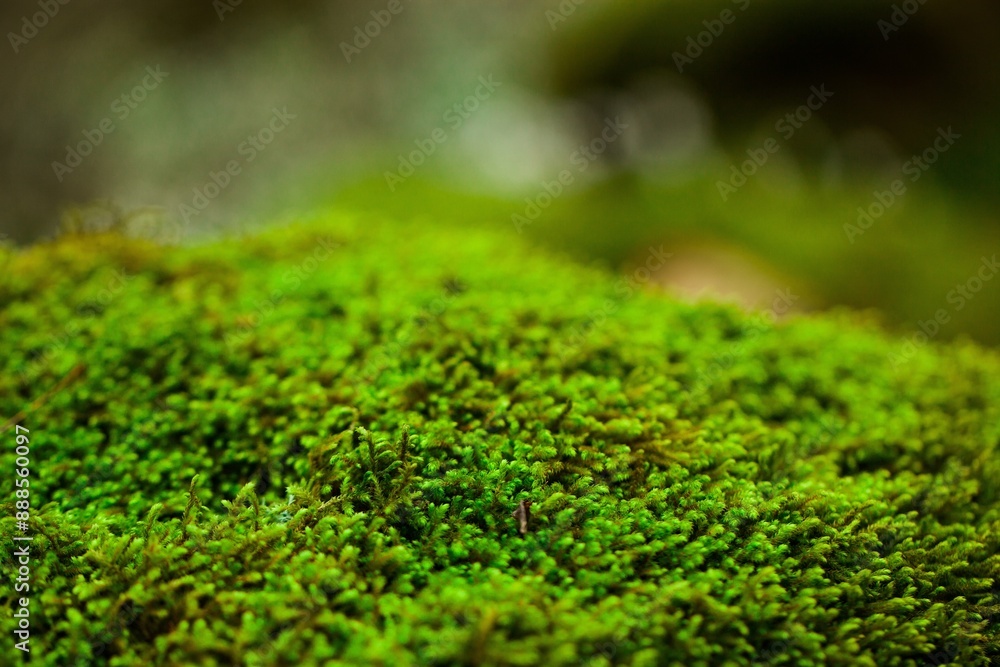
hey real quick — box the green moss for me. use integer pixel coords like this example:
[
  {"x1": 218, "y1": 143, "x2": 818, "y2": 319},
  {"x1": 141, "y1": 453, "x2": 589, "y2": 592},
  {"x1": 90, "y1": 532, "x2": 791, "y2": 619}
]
[{"x1": 1, "y1": 212, "x2": 999, "y2": 665}]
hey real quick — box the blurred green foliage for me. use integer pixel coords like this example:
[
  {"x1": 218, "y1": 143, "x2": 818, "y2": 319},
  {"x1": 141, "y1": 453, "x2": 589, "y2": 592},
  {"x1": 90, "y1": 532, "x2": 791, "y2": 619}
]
[
  {"x1": 328, "y1": 172, "x2": 1000, "y2": 345},
  {"x1": 3, "y1": 0, "x2": 998, "y2": 342}
]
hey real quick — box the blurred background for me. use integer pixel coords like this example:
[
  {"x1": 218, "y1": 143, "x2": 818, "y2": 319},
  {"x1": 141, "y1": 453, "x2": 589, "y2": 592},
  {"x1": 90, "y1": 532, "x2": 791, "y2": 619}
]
[{"x1": 2, "y1": 0, "x2": 998, "y2": 342}]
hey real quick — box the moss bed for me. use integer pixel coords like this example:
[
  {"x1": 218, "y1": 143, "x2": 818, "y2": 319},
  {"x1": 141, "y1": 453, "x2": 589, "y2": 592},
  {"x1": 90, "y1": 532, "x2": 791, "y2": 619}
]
[{"x1": 1, "y1": 213, "x2": 999, "y2": 666}]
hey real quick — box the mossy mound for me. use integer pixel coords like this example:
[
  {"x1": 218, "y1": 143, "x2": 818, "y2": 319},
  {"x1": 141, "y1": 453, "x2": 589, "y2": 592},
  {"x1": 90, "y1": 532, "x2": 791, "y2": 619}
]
[{"x1": 1, "y1": 213, "x2": 999, "y2": 666}]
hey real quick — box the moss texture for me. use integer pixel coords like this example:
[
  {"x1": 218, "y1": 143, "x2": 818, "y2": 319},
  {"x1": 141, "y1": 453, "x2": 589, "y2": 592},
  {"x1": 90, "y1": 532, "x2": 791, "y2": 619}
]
[{"x1": 1, "y1": 213, "x2": 999, "y2": 666}]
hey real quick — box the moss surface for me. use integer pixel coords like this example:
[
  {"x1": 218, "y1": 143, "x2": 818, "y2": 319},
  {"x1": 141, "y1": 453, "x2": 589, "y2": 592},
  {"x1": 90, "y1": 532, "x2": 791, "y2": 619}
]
[{"x1": 1, "y1": 213, "x2": 999, "y2": 666}]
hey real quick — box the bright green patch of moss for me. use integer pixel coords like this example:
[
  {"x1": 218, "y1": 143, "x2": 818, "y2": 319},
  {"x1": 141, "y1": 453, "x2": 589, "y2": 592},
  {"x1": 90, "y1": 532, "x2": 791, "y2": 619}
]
[{"x1": 1, "y1": 213, "x2": 999, "y2": 665}]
